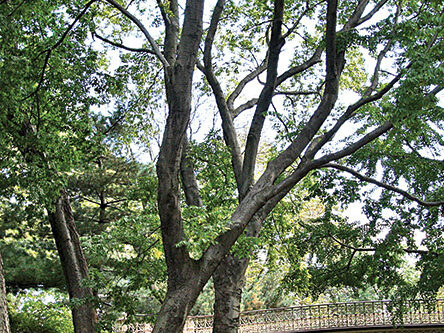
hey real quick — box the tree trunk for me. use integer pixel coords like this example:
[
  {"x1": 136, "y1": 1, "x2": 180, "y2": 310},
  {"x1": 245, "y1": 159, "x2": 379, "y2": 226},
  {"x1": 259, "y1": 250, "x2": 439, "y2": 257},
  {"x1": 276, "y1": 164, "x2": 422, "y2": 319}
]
[
  {"x1": 48, "y1": 192, "x2": 97, "y2": 333},
  {"x1": 0, "y1": 251, "x2": 10, "y2": 333},
  {"x1": 212, "y1": 213, "x2": 264, "y2": 333},
  {"x1": 213, "y1": 255, "x2": 249, "y2": 333},
  {"x1": 152, "y1": 256, "x2": 210, "y2": 333}
]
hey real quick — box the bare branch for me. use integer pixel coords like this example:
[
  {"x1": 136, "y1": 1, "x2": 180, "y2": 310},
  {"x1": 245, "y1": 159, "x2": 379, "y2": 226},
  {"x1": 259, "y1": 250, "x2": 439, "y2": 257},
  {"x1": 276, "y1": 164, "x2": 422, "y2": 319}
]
[
  {"x1": 274, "y1": 90, "x2": 317, "y2": 96},
  {"x1": 356, "y1": 0, "x2": 390, "y2": 27},
  {"x1": 342, "y1": 0, "x2": 371, "y2": 30},
  {"x1": 282, "y1": 0, "x2": 325, "y2": 40},
  {"x1": 227, "y1": 61, "x2": 267, "y2": 112},
  {"x1": 312, "y1": 120, "x2": 393, "y2": 166},
  {"x1": 240, "y1": 0, "x2": 286, "y2": 198},
  {"x1": 305, "y1": 71, "x2": 403, "y2": 160},
  {"x1": 232, "y1": 98, "x2": 259, "y2": 118},
  {"x1": 276, "y1": 46, "x2": 323, "y2": 86},
  {"x1": 323, "y1": 163, "x2": 444, "y2": 207},
  {"x1": 363, "y1": 39, "x2": 393, "y2": 97},
  {"x1": 362, "y1": 4, "x2": 400, "y2": 96},
  {"x1": 93, "y1": 32, "x2": 156, "y2": 54},
  {"x1": 329, "y1": 233, "x2": 440, "y2": 256},
  {"x1": 242, "y1": 2, "x2": 343, "y2": 197},
  {"x1": 203, "y1": 0, "x2": 243, "y2": 186},
  {"x1": 325, "y1": 0, "x2": 339, "y2": 91},
  {"x1": 103, "y1": 0, "x2": 169, "y2": 68}
]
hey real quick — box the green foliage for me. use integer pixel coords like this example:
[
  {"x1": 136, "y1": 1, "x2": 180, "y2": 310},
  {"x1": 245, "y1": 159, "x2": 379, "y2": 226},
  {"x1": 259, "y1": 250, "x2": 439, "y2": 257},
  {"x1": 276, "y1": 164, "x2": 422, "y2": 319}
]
[
  {"x1": 0, "y1": 194, "x2": 63, "y2": 290},
  {"x1": 76, "y1": 159, "x2": 165, "y2": 327},
  {"x1": 1, "y1": 1, "x2": 443, "y2": 329},
  {"x1": 178, "y1": 133, "x2": 238, "y2": 258},
  {"x1": 8, "y1": 290, "x2": 73, "y2": 333}
]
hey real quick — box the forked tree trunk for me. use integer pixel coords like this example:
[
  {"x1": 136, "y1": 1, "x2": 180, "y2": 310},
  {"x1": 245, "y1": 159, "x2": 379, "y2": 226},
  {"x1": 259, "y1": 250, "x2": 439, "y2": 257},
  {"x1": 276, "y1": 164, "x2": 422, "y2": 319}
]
[
  {"x1": 0, "y1": 251, "x2": 10, "y2": 333},
  {"x1": 47, "y1": 192, "x2": 97, "y2": 333}
]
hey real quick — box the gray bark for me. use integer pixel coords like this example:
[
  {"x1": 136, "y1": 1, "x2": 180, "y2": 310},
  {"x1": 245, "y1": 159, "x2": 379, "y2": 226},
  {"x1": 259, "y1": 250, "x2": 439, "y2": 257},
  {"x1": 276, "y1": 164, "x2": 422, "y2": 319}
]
[
  {"x1": 48, "y1": 192, "x2": 97, "y2": 333},
  {"x1": 0, "y1": 251, "x2": 10, "y2": 333},
  {"x1": 213, "y1": 256, "x2": 249, "y2": 333},
  {"x1": 139, "y1": 0, "x2": 396, "y2": 331},
  {"x1": 153, "y1": 0, "x2": 205, "y2": 332}
]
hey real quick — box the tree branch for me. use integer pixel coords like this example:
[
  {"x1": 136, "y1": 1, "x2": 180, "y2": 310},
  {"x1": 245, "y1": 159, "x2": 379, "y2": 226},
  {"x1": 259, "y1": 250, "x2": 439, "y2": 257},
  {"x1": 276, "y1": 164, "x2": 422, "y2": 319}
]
[
  {"x1": 312, "y1": 120, "x2": 393, "y2": 166},
  {"x1": 304, "y1": 71, "x2": 403, "y2": 160},
  {"x1": 93, "y1": 31, "x2": 156, "y2": 54},
  {"x1": 240, "y1": 0, "x2": 286, "y2": 198},
  {"x1": 329, "y1": 233, "x2": 440, "y2": 256},
  {"x1": 274, "y1": 90, "x2": 317, "y2": 96},
  {"x1": 203, "y1": 0, "x2": 243, "y2": 186},
  {"x1": 26, "y1": 0, "x2": 96, "y2": 99},
  {"x1": 276, "y1": 45, "x2": 323, "y2": 86},
  {"x1": 160, "y1": 0, "x2": 179, "y2": 64},
  {"x1": 232, "y1": 98, "x2": 259, "y2": 118},
  {"x1": 356, "y1": 0, "x2": 390, "y2": 27},
  {"x1": 323, "y1": 163, "x2": 444, "y2": 207},
  {"x1": 227, "y1": 61, "x2": 267, "y2": 112},
  {"x1": 254, "y1": 1, "x2": 342, "y2": 185},
  {"x1": 103, "y1": 0, "x2": 169, "y2": 68}
]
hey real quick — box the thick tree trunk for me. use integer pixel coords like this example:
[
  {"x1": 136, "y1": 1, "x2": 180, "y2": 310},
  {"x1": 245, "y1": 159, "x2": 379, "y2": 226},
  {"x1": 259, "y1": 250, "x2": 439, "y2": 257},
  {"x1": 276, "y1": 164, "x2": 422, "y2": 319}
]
[
  {"x1": 212, "y1": 212, "x2": 264, "y2": 333},
  {"x1": 48, "y1": 192, "x2": 97, "y2": 333},
  {"x1": 213, "y1": 255, "x2": 249, "y2": 333},
  {"x1": 152, "y1": 278, "x2": 204, "y2": 333},
  {"x1": 0, "y1": 251, "x2": 10, "y2": 333}
]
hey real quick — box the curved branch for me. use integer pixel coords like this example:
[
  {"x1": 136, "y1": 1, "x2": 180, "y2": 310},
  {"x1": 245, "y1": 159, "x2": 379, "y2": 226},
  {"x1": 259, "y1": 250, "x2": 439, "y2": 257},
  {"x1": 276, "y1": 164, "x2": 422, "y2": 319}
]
[
  {"x1": 356, "y1": 0, "x2": 390, "y2": 27},
  {"x1": 329, "y1": 233, "x2": 440, "y2": 257},
  {"x1": 323, "y1": 163, "x2": 444, "y2": 207},
  {"x1": 203, "y1": 0, "x2": 243, "y2": 186},
  {"x1": 227, "y1": 61, "x2": 267, "y2": 111},
  {"x1": 305, "y1": 70, "x2": 403, "y2": 160},
  {"x1": 93, "y1": 32, "x2": 156, "y2": 54},
  {"x1": 232, "y1": 98, "x2": 259, "y2": 118},
  {"x1": 103, "y1": 0, "x2": 169, "y2": 68},
  {"x1": 276, "y1": 45, "x2": 323, "y2": 86}
]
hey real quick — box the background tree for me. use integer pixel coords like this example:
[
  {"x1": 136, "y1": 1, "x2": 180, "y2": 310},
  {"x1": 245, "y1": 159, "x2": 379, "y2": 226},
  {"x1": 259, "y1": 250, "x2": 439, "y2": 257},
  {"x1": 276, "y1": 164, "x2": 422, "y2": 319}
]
[
  {"x1": 0, "y1": 0, "x2": 113, "y2": 330},
  {"x1": 0, "y1": 251, "x2": 10, "y2": 333},
  {"x1": 1, "y1": 0, "x2": 443, "y2": 332}
]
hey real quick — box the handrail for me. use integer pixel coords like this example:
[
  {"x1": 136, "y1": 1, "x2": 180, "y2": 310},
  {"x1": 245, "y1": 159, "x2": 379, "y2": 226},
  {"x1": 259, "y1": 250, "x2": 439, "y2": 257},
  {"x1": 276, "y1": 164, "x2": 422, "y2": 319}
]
[{"x1": 116, "y1": 298, "x2": 444, "y2": 333}]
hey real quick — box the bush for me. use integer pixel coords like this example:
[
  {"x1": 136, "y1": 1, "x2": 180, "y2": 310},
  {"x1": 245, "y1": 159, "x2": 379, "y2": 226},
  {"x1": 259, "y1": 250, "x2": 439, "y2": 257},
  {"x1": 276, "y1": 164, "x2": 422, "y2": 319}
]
[{"x1": 8, "y1": 290, "x2": 73, "y2": 333}]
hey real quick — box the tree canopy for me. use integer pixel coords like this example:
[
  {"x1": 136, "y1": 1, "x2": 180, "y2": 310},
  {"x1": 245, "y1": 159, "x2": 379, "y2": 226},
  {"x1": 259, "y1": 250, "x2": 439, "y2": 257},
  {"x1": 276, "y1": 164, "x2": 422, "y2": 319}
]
[{"x1": 0, "y1": 0, "x2": 443, "y2": 332}]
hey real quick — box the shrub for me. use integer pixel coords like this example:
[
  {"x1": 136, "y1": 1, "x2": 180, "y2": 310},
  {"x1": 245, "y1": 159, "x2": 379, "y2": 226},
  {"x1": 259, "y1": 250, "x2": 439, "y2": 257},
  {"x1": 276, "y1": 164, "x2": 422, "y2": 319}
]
[{"x1": 8, "y1": 290, "x2": 73, "y2": 333}]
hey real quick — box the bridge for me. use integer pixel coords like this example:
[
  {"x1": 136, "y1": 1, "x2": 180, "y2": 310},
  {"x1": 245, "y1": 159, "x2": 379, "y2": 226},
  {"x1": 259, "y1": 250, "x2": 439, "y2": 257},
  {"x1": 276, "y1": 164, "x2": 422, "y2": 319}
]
[{"x1": 117, "y1": 299, "x2": 444, "y2": 332}]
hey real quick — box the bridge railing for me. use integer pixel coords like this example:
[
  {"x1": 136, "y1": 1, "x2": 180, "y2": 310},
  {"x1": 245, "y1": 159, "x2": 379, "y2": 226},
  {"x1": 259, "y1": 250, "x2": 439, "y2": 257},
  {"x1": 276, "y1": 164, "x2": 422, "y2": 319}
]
[{"x1": 116, "y1": 298, "x2": 444, "y2": 332}]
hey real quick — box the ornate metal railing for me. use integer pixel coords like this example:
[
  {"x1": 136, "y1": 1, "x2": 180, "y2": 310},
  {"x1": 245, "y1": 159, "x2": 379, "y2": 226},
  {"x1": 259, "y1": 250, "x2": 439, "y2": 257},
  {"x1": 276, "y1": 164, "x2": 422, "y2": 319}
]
[{"x1": 116, "y1": 298, "x2": 444, "y2": 332}]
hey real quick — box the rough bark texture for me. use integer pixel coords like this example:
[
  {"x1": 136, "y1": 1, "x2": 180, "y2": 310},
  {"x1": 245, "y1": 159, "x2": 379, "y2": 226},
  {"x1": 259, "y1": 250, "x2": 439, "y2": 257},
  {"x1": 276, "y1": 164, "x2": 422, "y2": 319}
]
[
  {"x1": 48, "y1": 193, "x2": 97, "y2": 333},
  {"x1": 180, "y1": 137, "x2": 203, "y2": 207},
  {"x1": 213, "y1": 256, "x2": 249, "y2": 333},
  {"x1": 212, "y1": 0, "x2": 285, "y2": 330},
  {"x1": 153, "y1": 0, "x2": 205, "y2": 332},
  {"x1": 151, "y1": 0, "x2": 397, "y2": 331},
  {"x1": 0, "y1": 251, "x2": 10, "y2": 333}
]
